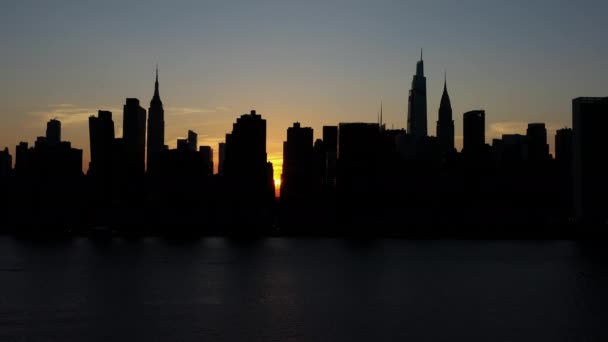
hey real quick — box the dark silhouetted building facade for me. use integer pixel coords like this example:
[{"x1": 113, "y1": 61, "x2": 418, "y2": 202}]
[
  {"x1": 15, "y1": 142, "x2": 30, "y2": 175},
  {"x1": 15, "y1": 120, "x2": 82, "y2": 179},
  {"x1": 147, "y1": 68, "x2": 165, "y2": 175},
  {"x1": 177, "y1": 139, "x2": 189, "y2": 151},
  {"x1": 224, "y1": 110, "x2": 273, "y2": 201},
  {"x1": 322, "y1": 126, "x2": 338, "y2": 188},
  {"x1": 407, "y1": 52, "x2": 428, "y2": 140},
  {"x1": 527, "y1": 123, "x2": 550, "y2": 162},
  {"x1": 218, "y1": 142, "x2": 226, "y2": 176},
  {"x1": 436, "y1": 75, "x2": 454, "y2": 155},
  {"x1": 88, "y1": 110, "x2": 115, "y2": 178},
  {"x1": 555, "y1": 128, "x2": 573, "y2": 167},
  {"x1": 188, "y1": 130, "x2": 197, "y2": 152},
  {"x1": 199, "y1": 146, "x2": 213, "y2": 176},
  {"x1": 572, "y1": 97, "x2": 608, "y2": 224},
  {"x1": 281, "y1": 122, "x2": 314, "y2": 201},
  {"x1": 555, "y1": 127, "x2": 574, "y2": 219},
  {"x1": 0, "y1": 148, "x2": 11, "y2": 178},
  {"x1": 123, "y1": 98, "x2": 147, "y2": 177},
  {"x1": 7, "y1": 120, "x2": 83, "y2": 227},
  {"x1": 463, "y1": 110, "x2": 485, "y2": 155},
  {"x1": 88, "y1": 110, "x2": 117, "y2": 203},
  {"x1": 46, "y1": 119, "x2": 61, "y2": 146},
  {"x1": 500, "y1": 134, "x2": 528, "y2": 164},
  {"x1": 337, "y1": 123, "x2": 380, "y2": 191},
  {"x1": 162, "y1": 133, "x2": 211, "y2": 179}
]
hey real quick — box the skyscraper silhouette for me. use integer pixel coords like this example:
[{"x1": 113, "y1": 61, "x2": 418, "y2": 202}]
[
  {"x1": 322, "y1": 126, "x2": 338, "y2": 188},
  {"x1": 555, "y1": 128, "x2": 573, "y2": 167},
  {"x1": 88, "y1": 110, "x2": 115, "y2": 178},
  {"x1": 88, "y1": 110, "x2": 116, "y2": 204},
  {"x1": 224, "y1": 110, "x2": 271, "y2": 199},
  {"x1": 188, "y1": 130, "x2": 197, "y2": 152},
  {"x1": 572, "y1": 97, "x2": 608, "y2": 224},
  {"x1": 177, "y1": 139, "x2": 189, "y2": 151},
  {"x1": 436, "y1": 73, "x2": 454, "y2": 154},
  {"x1": 337, "y1": 123, "x2": 381, "y2": 191},
  {"x1": 499, "y1": 134, "x2": 527, "y2": 164},
  {"x1": 463, "y1": 110, "x2": 485, "y2": 155},
  {"x1": 199, "y1": 146, "x2": 213, "y2": 176},
  {"x1": 46, "y1": 119, "x2": 61, "y2": 146},
  {"x1": 281, "y1": 122, "x2": 314, "y2": 201},
  {"x1": 16, "y1": 120, "x2": 83, "y2": 179},
  {"x1": 218, "y1": 142, "x2": 226, "y2": 176},
  {"x1": 526, "y1": 123, "x2": 550, "y2": 162},
  {"x1": 15, "y1": 142, "x2": 29, "y2": 175},
  {"x1": 555, "y1": 127, "x2": 574, "y2": 219},
  {"x1": 162, "y1": 132, "x2": 211, "y2": 180},
  {"x1": 123, "y1": 98, "x2": 147, "y2": 177},
  {"x1": 222, "y1": 110, "x2": 274, "y2": 226},
  {"x1": 407, "y1": 50, "x2": 428, "y2": 139},
  {"x1": 147, "y1": 67, "x2": 165, "y2": 175},
  {"x1": 0, "y1": 148, "x2": 11, "y2": 178}
]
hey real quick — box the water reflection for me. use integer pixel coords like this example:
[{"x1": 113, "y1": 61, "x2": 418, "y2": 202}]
[{"x1": 0, "y1": 238, "x2": 605, "y2": 341}]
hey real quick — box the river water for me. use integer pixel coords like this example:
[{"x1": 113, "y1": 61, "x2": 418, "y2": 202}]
[{"x1": 0, "y1": 237, "x2": 606, "y2": 341}]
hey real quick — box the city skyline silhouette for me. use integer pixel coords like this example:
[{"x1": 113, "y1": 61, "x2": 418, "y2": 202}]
[
  {"x1": 0, "y1": 52, "x2": 606, "y2": 234},
  {"x1": 0, "y1": 56, "x2": 597, "y2": 184},
  {"x1": 2, "y1": 1, "x2": 608, "y2": 186},
  {"x1": 2, "y1": 3, "x2": 608, "y2": 341},
  {"x1": 2, "y1": 1, "x2": 608, "y2": 234}
]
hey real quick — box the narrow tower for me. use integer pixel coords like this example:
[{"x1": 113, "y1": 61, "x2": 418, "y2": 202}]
[
  {"x1": 147, "y1": 65, "x2": 165, "y2": 175},
  {"x1": 436, "y1": 72, "x2": 454, "y2": 154},
  {"x1": 407, "y1": 50, "x2": 428, "y2": 139},
  {"x1": 123, "y1": 98, "x2": 146, "y2": 177}
]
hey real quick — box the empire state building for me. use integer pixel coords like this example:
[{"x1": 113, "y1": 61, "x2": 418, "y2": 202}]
[{"x1": 147, "y1": 66, "x2": 165, "y2": 175}]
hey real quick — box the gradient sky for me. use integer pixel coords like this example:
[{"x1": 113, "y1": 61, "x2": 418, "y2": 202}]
[{"x1": 1, "y1": 0, "x2": 607, "y2": 180}]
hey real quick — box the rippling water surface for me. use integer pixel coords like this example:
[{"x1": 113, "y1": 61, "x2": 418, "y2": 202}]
[{"x1": 0, "y1": 237, "x2": 606, "y2": 341}]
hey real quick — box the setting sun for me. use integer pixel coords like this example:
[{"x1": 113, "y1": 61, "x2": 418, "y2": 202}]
[{"x1": 274, "y1": 178, "x2": 282, "y2": 198}]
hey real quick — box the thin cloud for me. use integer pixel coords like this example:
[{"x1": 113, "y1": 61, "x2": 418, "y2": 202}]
[
  {"x1": 489, "y1": 121, "x2": 563, "y2": 138},
  {"x1": 267, "y1": 152, "x2": 283, "y2": 180},
  {"x1": 47, "y1": 104, "x2": 76, "y2": 108},
  {"x1": 215, "y1": 106, "x2": 231, "y2": 112},
  {"x1": 488, "y1": 122, "x2": 529, "y2": 136},
  {"x1": 267, "y1": 152, "x2": 283, "y2": 166},
  {"x1": 28, "y1": 105, "x2": 120, "y2": 125},
  {"x1": 166, "y1": 106, "x2": 231, "y2": 116}
]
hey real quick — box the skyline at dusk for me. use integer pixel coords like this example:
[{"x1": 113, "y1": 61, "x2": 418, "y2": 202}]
[
  {"x1": 2, "y1": 1, "x2": 608, "y2": 181},
  {"x1": 2, "y1": 3, "x2": 608, "y2": 341}
]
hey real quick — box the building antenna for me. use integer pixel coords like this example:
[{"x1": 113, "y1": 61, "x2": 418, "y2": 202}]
[{"x1": 380, "y1": 100, "x2": 383, "y2": 130}]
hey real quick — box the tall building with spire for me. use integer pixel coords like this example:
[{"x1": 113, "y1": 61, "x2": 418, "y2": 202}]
[
  {"x1": 147, "y1": 66, "x2": 165, "y2": 175},
  {"x1": 436, "y1": 73, "x2": 454, "y2": 153},
  {"x1": 407, "y1": 50, "x2": 428, "y2": 139}
]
